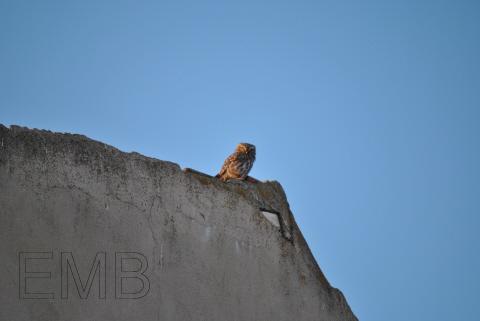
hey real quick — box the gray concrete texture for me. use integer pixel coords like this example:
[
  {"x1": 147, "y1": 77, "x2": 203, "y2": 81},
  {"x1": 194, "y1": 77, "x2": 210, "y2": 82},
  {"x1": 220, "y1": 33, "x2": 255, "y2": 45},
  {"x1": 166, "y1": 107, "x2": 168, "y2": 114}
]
[{"x1": 0, "y1": 124, "x2": 358, "y2": 321}]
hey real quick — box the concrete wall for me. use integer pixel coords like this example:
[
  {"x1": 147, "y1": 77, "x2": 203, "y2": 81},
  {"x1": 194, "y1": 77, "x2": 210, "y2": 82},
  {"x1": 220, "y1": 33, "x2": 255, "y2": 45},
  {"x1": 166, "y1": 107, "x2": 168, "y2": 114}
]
[{"x1": 0, "y1": 124, "x2": 357, "y2": 321}]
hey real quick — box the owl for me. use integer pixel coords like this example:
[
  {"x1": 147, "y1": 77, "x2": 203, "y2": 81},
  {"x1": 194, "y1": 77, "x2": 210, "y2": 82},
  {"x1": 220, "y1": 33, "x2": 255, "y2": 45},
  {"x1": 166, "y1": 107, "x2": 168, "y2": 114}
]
[{"x1": 215, "y1": 143, "x2": 256, "y2": 182}]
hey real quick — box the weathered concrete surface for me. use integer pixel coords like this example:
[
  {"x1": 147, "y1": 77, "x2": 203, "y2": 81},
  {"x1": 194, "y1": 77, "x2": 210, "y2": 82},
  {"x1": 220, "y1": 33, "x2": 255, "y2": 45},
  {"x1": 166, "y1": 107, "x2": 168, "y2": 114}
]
[{"x1": 0, "y1": 124, "x2": 357, "y2": 321}]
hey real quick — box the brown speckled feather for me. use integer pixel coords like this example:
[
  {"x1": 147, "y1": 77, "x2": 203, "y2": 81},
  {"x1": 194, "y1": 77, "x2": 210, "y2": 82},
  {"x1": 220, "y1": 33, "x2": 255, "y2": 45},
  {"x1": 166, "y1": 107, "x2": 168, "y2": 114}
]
[{"x1": 216, "y1": 143, "x2": 256, "y2": 182}]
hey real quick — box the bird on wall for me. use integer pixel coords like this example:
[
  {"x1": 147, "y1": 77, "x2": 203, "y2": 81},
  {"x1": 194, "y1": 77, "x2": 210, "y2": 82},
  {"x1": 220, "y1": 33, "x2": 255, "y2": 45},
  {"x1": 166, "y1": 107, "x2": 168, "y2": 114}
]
[{"x1": 216, "y1": 143, "x2": 256, "y2": 182}]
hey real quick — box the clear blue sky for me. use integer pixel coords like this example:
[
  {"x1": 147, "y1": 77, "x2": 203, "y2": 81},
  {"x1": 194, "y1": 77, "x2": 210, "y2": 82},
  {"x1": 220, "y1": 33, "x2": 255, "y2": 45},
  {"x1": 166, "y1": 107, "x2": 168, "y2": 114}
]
[{"x1": 1, "y1": 1, "x2": 479, "y2": 320}]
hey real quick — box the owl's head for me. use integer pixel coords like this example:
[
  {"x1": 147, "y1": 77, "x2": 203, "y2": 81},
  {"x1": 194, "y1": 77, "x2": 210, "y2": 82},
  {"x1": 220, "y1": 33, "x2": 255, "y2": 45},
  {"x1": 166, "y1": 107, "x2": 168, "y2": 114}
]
[{"x1": 236, "y1": 143, "x2": 256, "y2": 156}]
